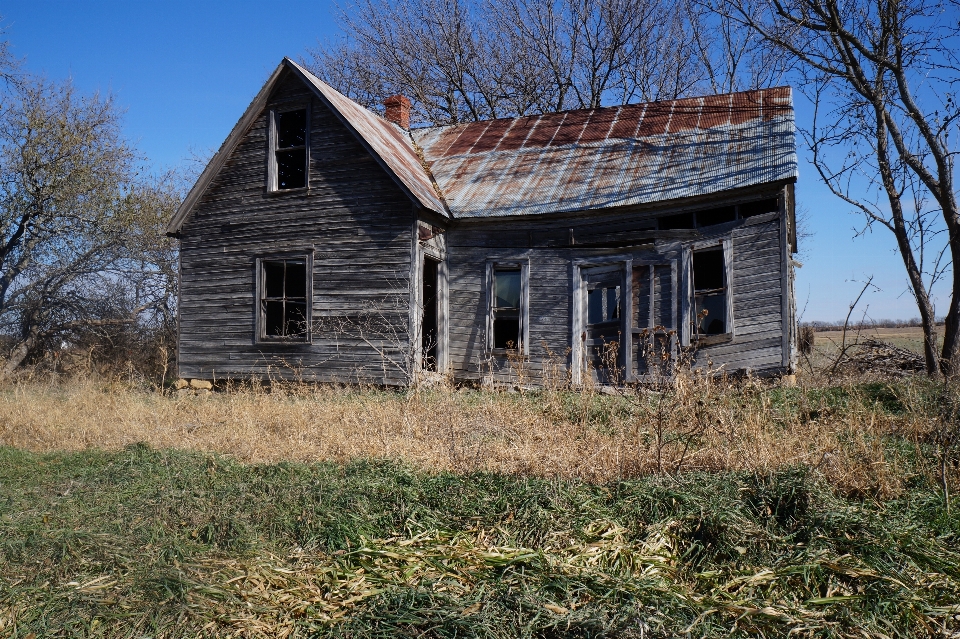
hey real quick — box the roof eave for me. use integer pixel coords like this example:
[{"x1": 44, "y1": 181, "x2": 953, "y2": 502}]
[
  {"x1": 283, "y1": 59, "x2": 449, "y2": 218},
  {"x1": 165, "y1": 62, "x2": 287, "y2": 236}
]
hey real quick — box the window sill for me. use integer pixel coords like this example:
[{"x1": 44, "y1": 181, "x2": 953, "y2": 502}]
[
  {"x1": 265, "y1": 186, "x2": 310, "y2": 197},
  {"x1": 488, "y1": 348, "x2": 529, "y2": 359},
  {"x1": 256, "y1": 337, "x2": 312, "y2": 346},
  {"x1": 691, "y1": 333, "x2": 733, "y2": 347}
]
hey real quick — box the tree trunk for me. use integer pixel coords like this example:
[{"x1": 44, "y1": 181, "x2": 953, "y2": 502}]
[
  {"x1": 873, "y1": 100, "x2": 942, "y2": 375},
  {"x1": 1, "y1": 326, "x2": 39, "y2": 378},
  {"x1": 941, "y1": 254, "x2": 960, "y2": 377}
]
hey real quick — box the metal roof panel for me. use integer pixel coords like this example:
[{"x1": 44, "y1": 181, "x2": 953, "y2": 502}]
[
  {"x1": 289, "y1": 60, "x2": 448, "y2": 216},
  {"x1": 412, "y1": 86, "x2": 797, "y2": 218}
]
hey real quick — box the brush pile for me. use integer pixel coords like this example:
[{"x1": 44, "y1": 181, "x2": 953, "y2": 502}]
[{"x1": 840, "y1": 338, "x2": 926, "y2": 376}]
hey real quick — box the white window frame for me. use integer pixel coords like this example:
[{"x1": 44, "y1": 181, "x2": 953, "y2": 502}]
[
  {"x1": 681, "y1": 237, "x2": 734, "y2": 347},
  {"x1": 485, "y1": 260, "x2": 530, "y2": 355},
  {"x1": 256, "y1": 253, "x2": 314, "y2": 343},
  {"x1": 267, "y1": 104, "x2": 311, "y2": 192}
]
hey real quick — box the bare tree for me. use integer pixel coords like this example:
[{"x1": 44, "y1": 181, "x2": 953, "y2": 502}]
[
  {"x1": 0, "y1": 76, "x2": 179, "y2": 376},
  {"x1": 685, "y1": 0, "x2": 789, "y2": 94},
  {"x1": 713, "y1": 0, "x2": 960, "y2": 375},
  {"x1": 304, "y1": 0, "x2": 721, "y2": 125}
]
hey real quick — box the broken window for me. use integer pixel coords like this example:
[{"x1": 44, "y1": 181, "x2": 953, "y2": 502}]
[
  {"x1": 658, "y1": 212, "x2": 694, "y2": 230},
  {"x1": 259, "y1": 258, "x2": 309, "y2": 340},
  {"x1": 491, "y1": 267, "x2": 523, "y2": 350},
  {"x1": 588, "y1": 284, "x2": 620, "y2": 325},
  {"x1": 739, "y1": 197, "x2": 779, "y2": 217},
  {"x1": 692, "y1": 248, "x2": 728, "y2": 336},
  {"x1": 271, "y1": 108, "x2": 308, "y2": 190},
  {"x1": 696, "y1": 206, "x2": 737, "y2": 227},
  {"x1": 657, "y1": 198, "x2": 780, "y2": 229}
]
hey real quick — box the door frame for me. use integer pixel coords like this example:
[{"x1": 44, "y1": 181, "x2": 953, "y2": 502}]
[
  {"x1": 572, "y1": 257, "x2": 633, "y2": 386},
  {"x1": 412, "y1": 223, "x2": 448, "y2": 378}
]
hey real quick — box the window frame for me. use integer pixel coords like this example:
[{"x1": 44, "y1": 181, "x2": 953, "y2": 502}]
[
  {"x1": 485, "y1": 260, "x2": 530, "y2": 355},
  {"x1": 683, "y1": 238, "x2": 734, "y2": 347},
  {"x1": 656, "y1": 196, "x2": 782, "y2": 230},
  {"x1": 255, "y1": 253, "x2": 313, "y2": 343},
  {"x1": 267, "y1": 103, "x2": 311, "y2": 193}
]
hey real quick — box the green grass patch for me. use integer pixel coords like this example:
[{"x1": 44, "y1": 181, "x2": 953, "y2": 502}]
[{"x1": 1, "y1": 445, "x2": 959, "y2": 637}]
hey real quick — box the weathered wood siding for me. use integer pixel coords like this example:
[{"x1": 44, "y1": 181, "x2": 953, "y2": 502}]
[
  {"x1": 690, "y1": 214, "x2": 785, "y2": 372},
  {"x1": 444, "y1": 189, "x2": 792, "y2": 383},
  {"x1": 177, "y1": 69, "x2": 415, "y2": 383}
]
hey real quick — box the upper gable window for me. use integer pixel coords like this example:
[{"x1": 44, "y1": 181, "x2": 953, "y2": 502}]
[
  {"x1": 657, "y1": 198, "x2": 780, "y2": 230},
  {"x1": 269, "y1": 107, "x2": 308, "y2": 191}
]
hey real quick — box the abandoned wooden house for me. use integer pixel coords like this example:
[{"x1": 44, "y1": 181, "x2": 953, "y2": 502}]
[{"x1": 166, "y1": 58, "x2": 799, "y2": 386}]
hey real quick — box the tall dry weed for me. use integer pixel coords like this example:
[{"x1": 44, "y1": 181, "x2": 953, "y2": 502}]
[{"x1": 0, "y1": 370, "x2": 952, "y2": 498}]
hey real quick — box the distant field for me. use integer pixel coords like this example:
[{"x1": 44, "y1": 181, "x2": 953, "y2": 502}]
[{"x1": 812, "y1": 325, "x2": 934, "y2": 354}]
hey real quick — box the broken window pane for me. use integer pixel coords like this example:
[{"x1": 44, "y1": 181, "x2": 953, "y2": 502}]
[
  {"x1": 493, "y1": 316, "x2": 521, "y2": 349},
  {"x1": 740, "y1": 198, "x2": 779, "y2": 217},
  {"x1": 261, "y1": 259, "x2": 308, "y2": 339},
  {"x1": 588, "y1": 285, "x2": 621, "y2": 325},
  {"x1": 277, "y1": 148, "x2": 306, "y2": 189},
  {"x1": 263, "y1": 301, "x2": 285, "y2": 337},
  {"x1": 588, "y1": 288, "x2": 604, "y2": 324},
  {"x1": 658, "y1": 212, "x2": 694, "y2": 230},
  {"x1": 607, "y1": 286, "x2": 620, "y2": 320},
  {"x1": 695, "y1": 293, "x2": 726, "y2": 334},
  {"x1": 284, "y1": 260, "x2": 307, "y2": 297},
  {"x1": 693, "y1": 250, "x2": 724, "y2": 291},
  {"x1": 285, "y1": 301, "x2": 308, "y2": 337},
  {"x1": 264, "y1": 261, "x2": 285, "y2": 298},
  {"x1": 697, "y1": 206, "x2": 736, "y2": 227},
  {"x1": 277, "y1": 109, "x2": 307, "y2": 148}
]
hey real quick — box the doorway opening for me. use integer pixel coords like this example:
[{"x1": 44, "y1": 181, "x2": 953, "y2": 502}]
[
  {"x1": 421, "y1": 257, "x2": 440, "y2": 371},
  {"x1": 580, "y1": 265, "x2": 625, "y2": 385}
]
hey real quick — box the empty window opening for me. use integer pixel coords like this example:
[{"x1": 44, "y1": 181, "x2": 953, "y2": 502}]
[
  {"x1": 692, "y1": 249, "x2": 727, "y2": 335},
  {"x1": 275, "y1": 109, "x2": 307, "y2": 190},
  {"x1": 421, "y1": 257, "x2": 439, "y2": 371},
  {"x1": 657, "y1": 198, "x2": 780, "y2": 229},
  {"x1": 658, "y1": 212, "x2": 694, "y2": 230},
  {"x1": 588, "y1": 285, "x2": 621, "y2": 325},
  {"x1": 739, "y1": 198, "x2": 778, "y2": 218},
  {"x1": 696, "y1": 206, "x2": 737, "y2": 227},
  {"x1": 492, "y1": 268, "x2": 521, "y2": 349},
  {"x1": 261, "y1": 259, "x2": 308, "y2": 339}
]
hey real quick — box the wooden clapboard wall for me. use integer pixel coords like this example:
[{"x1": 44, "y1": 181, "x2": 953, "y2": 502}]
[
  {"x1": 443, "y1": 186, "x2": 794, "y2": 383},
  {"x1": 177, "y1": 68, "x2": 415, "y2": 383},
  {"x1": 689, "y1": 214, "x2": 786, "y2": 373}
]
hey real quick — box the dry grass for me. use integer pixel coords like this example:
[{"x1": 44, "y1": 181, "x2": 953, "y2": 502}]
[{"x1": 0, "y1": 370, "x2": 950, "y2": 498}]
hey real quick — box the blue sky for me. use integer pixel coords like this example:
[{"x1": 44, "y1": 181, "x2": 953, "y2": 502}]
[{"x1": 2, "y1": 0, "x2": 948, "y2": 322}]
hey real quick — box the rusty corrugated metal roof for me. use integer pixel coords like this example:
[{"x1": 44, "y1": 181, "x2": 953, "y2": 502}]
[
  {"x1": 411, "y1": 87, "x2": 797, "y2": 218},
  {"x1": 288, "y1": 60, "x2": 448, "y2": 216}
]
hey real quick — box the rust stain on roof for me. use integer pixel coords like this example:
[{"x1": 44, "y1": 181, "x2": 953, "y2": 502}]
[
  {"x1": 290, "y1": 60, "x2": 449, "y2": 216},
  {"x1": 412, "y1": 86, "x2": 797, "y2": 218}
]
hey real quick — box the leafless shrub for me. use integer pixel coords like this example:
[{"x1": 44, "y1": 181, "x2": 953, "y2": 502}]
[{"x1": 799, "y1": 325, "x2": 815, "y2": 355}]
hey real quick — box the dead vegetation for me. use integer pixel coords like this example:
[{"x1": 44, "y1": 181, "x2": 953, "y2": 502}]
[{"x1": 0, "y1": 364, "x2": 955, "y2": 501}]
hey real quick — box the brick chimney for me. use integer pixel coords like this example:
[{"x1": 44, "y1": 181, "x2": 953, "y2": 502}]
[{"x1": 383, "y1": 95, "x2": 411, "y2": 130}]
